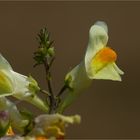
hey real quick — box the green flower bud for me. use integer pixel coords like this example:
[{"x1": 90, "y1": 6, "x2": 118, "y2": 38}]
[
  {"x1": 27, "y1": 75, "x2": 40, "y2": 93},
  {"x1": 47, "y1": 47, "x2": 55, "y2": 57}
]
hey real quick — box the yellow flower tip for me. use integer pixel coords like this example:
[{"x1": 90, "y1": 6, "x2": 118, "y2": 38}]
[
  {"x1": 90, "y1": 47, "x2": 117, "y2": 75},
  {"x1": 45, "y1": 125, "x2": 65, "y2": 139},
  {"x1": 95, "y1": 47, "x2": 117, "y2": 63},
  {"x1": 36, "y1": 136, "x2": 48, "y2": 140},
  {"x1": 6, "y1": 126, "x2": 15, "y2": 136}
]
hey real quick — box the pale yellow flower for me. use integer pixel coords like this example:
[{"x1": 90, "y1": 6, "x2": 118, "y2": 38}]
[
  {"x1": 29, "y1": 114, "x2": 81, "y2": 139},
  {"x1": 0, "y1": 97, "x2": 29, "y2": 132},
  {"x1": 85, "y1": 21, "x2": 124, "y2": 80},
  {"x1": 0, "y1": 54, "x2": 49, "y2": 112},
  {"x1": 57, "y1": 21, "x2": 124, "y2": 113}
]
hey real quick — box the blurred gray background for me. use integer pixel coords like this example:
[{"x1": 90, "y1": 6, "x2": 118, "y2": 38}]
[{"x1": 0, "y1": 1, "x2": 140, "y2": 139}]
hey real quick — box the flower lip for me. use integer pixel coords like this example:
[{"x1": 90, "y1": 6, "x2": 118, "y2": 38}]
[
  {"x1": 89, "y1": 47, "x2": 117, "y2": 76},
  {"x1": 93, "y1": 47, "x2": 117, "y2": 63},
  {"x1": 84, "y1": 21, "x2": 124, "y2": 81}
]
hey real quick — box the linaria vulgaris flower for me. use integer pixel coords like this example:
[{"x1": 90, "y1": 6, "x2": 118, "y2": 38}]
[
  {"x1": 0, "y1": 97, "x2": 29, "y2": 132},
  {"x1": 57, "y1": 21, "x2": 124, "y2": 113},
  {"x1": 29, "y1": 113, "x2": 81, "y2": 139},
  {"x1": 0, "y1": 54, "x2": 49, "y2": 112}
]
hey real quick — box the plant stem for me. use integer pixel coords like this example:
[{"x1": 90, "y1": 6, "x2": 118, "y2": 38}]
[
  {"x1": 44, "y1": 59, "x2": 55, "y2": 114},
  {"x1": 54, "y1": 84, "x2": 69, "y2": 112},
  {"x1": 57, "y1": 84, "x2": 68, "y2": 98},
  {"x1": 49, "y1": 57, "x2": 55, "y2": 70},
  {"x1": 40, "y1": 89, "x2": 51, "y2": 96}
]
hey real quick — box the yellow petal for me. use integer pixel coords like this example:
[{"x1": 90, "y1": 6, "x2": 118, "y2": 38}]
[
  {"x1": 0, "y1": 70, "x2": 13, "y2": 94},
  {"x1": 6, "y1": 126, "x2": 14, "y2": 136},
  {"x1": 0, "y1": 54, "x2": 13, "y2": 70},
  {"x1": 88, "y1": 47, "x2": 117, "y2": 77},
  {"x1": 85, "y1": 21, "x2": 108, "y2": 79},
  {"x1": 93, "y1": 63, "x2": 123, "y2": 81},
  {"x1": 30, "y1": 114, "x2": 81, "y2": 138},
  {"x1": 36, "y1": 136, "x2": 48, "y2": 140},
  {"x1": 113, "y1": 63, "x2": 124, "y2": 75},
  {"x1": 45, "y1": 126, "x2": 64, "y2": 138}
]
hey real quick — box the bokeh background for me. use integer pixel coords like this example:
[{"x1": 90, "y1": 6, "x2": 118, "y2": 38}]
[{"x1": 0, "y1": 1, "x2": 140, "y2": 139}]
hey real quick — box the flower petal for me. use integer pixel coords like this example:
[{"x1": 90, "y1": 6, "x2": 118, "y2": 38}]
[
  {"x1": 29, "y1": 114, "x2": 81, "y2": 138},
  {"x1": 11, "y1": 71, "x2": 29, "y2": 96},
  {"x1": 0, "y1": 55, "x2": 49, "y2": 112},
  {"x1": 85, "y1": 21, "x2": 108, "y2": 79},
  {"x1": 113, "y1": 63, "x2": 124, "y2": 75},
  {"x1": 0, "y1": 70, "x2": 14, "y2": 95},
  {"x1": 10, "y1": 72, "x2": 49, "y2": 112},
  {"x1": 95, "y1": 21, "x2": 108, "y2": 33},
  {"x1": 6, "y1": 126, "x2": 15, "y2": 136},
  {"x1": 0, "y1": 97, "x2": 29, "y2": 132},
  {"x1": 93, "y1": 63, "x2": 123, "y2": 81},
  {"x1": 0, "y1": 54, "x2": 13, "y2": 70}
]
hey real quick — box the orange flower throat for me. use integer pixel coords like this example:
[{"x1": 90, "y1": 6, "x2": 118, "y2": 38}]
[
  {"x1": 90, "y1": 47, "x2": 117, "y2": 74},
  {"x1": 95, "y1": 47, "x2": 117, "y2": 63}
]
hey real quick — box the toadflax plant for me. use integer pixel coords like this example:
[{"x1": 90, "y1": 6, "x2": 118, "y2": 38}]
[{"x1": 0, "y1": 21, "x2": 124, "y2": 139}]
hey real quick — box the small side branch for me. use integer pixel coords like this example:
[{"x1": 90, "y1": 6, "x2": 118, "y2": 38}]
[{"x1": 57, "y1": 84, "x2": 68, "y2": 98}]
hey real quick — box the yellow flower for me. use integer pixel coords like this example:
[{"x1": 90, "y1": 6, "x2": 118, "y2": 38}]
[
  {"x1": 0, "y1": 97, "x2": 29, "y2": 132},
  {"x1": 85, "y1": 21, "x2": 124, "y2": 80},
  {"x1": 6, "y1": 126, "x2": 14, "y2": 136},
  {"x1": 57, "y1": 21, "x2": 124, "y2": 113},
  {"x1": 36, "y1": 136, "x2": 48, "y2": 140},
  {"x1": 0, "y1": 54, "x2": 49, "y2": 112},
  {"x1": 29, "y1": 114, "x2": 81, "y2": 139}
]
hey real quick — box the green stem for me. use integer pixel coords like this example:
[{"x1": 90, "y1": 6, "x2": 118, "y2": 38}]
[
  {"x1": 55, "y1": 84, "x2": 68, "y2": 111},
  {"x1": 44, "y1": 60, "x2": 55, "y2": 113},
  {"x1": 40, "y1": 89, "x2": 51, "y2": 96},
  {"x1": 57, "y1": 84, "x2": 68, "y2": 98}
]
